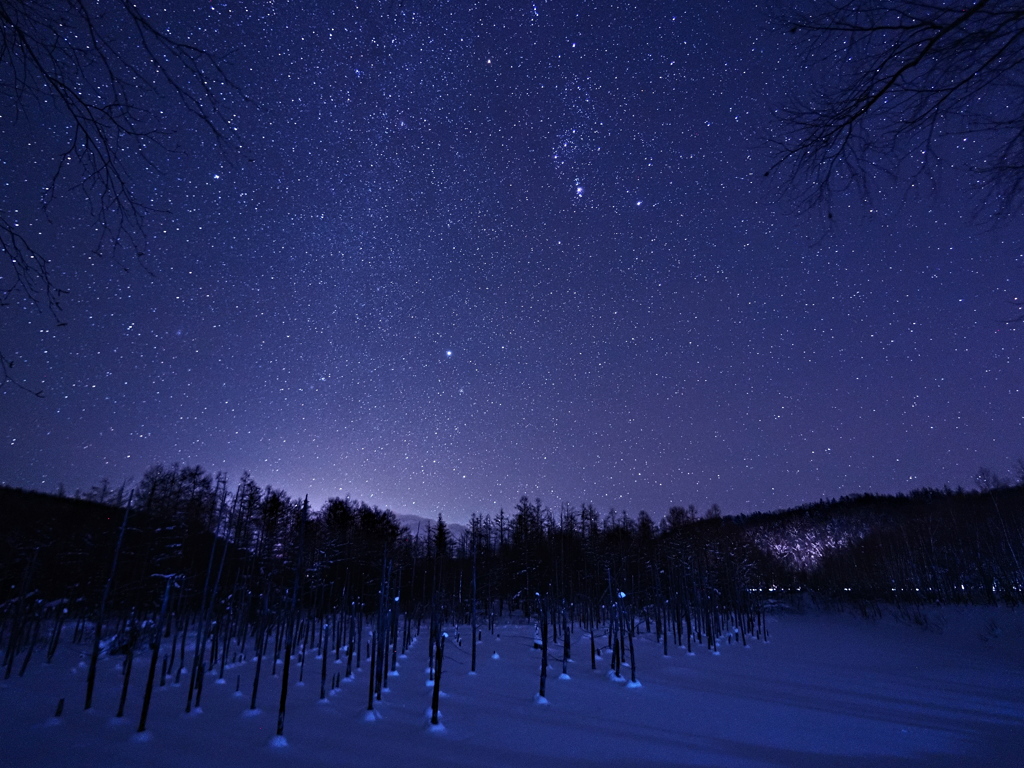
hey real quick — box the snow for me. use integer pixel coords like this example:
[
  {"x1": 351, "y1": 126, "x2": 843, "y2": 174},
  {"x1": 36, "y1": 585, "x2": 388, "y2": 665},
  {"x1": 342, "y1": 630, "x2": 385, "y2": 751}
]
[{"x1": 2, "y1": 606, "x2": 1022, "y2": 767}]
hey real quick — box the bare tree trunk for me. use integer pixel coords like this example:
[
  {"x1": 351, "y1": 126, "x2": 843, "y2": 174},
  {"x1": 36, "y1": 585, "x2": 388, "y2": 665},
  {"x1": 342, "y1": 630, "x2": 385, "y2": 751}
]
[
  {"x1": 627, "y1": 617, "x2": 639, "y2": 686},
  {"x1": 276, "y1": 618, "x2": 294, "y2": 737},
  {"x1": 138, "y1": 577, "x2": 174, "y2": 732},
  {"x1": 538, "y1": 600, "x2": 548, "y2": 700},
  {"x1": 115, "y1": 630, "x2": 136, "y2": 718},
  {"x1": 345, "y1": 608, "x2": 356, "y2": 679},
  {"x1": 561, "y1": 610, "x2": 570, "y2": 677},
  {"x1": 249, "y1": 623, "x2": 268, "y2": 711},
  {"x1": 470, "y1": 542, "x2": 478, "y2": 673},
  {"x1": 276, "y1": 500, "x2": 307, "y2": 739},
  {"x1": 46, "y1": 610, "x2": 65, "y2": 664},
  {"x1": 86, "y1": 502, "x2": 130, "y2": 709},
  {"x1": 430, "y1": 632, "x2": 445, "y2": 725},
  {"x1": 319, "y1": 621, "x2": 329, "y2": 700},
  {"x1": 17, "y1": 616, "x2": 40, "y2": 677},
  {"x1": 365, "y1": 636, "x2": 376, "y2": 714}
]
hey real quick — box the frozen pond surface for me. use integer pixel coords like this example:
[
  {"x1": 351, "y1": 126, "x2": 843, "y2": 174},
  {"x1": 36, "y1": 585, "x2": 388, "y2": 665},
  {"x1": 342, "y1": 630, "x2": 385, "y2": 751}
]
[{"x1": 2, "y1": 605, "x2": 1022, "y2": 767}]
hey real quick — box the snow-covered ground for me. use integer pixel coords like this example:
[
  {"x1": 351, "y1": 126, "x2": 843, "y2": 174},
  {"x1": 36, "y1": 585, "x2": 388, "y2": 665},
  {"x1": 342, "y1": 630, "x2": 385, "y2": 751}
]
[{"x1": 2, "y1": 606, "x2": 1022, "y2": 767}]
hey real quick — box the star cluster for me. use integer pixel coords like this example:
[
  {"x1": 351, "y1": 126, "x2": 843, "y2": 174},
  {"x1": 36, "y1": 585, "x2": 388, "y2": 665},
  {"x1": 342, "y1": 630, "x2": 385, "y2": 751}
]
[{"x1": 1, "y1": 0, "x2": 1021, "y2": 521}]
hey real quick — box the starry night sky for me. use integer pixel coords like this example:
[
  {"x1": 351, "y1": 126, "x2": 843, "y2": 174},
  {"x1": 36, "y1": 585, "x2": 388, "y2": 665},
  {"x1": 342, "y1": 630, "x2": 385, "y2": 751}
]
[{"x1": 2, "y1": 0, "x2": 1022, "y2": 522}]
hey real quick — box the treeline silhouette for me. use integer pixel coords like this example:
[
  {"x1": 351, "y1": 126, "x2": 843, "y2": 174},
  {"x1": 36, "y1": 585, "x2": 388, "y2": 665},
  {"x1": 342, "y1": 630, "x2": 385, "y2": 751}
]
[{"x1": 3, "y1": 466, "x2": 1021, "y2": 618}]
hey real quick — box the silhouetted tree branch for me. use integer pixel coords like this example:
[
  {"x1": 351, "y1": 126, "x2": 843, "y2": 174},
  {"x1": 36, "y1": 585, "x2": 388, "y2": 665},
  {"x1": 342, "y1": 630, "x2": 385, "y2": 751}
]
[
  {"x1": 1, "y1": 0, "x2": 240, "y2": 387},
  {"x1": 769, "y1": 0, "x2": 1024, "y2": 214}
]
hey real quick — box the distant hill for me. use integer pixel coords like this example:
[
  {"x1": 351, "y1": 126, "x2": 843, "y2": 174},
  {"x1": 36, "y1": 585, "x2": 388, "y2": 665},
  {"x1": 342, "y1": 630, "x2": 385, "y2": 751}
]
[{"x1": 393, "y1": 513, "x2": 467, "y2": 541}]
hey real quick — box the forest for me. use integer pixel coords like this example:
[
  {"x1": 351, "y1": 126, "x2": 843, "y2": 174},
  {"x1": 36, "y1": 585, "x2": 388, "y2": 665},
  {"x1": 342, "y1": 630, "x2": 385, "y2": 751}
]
[{"x1": 1, "y1": 466, "x2": 1022, "y2": 734}]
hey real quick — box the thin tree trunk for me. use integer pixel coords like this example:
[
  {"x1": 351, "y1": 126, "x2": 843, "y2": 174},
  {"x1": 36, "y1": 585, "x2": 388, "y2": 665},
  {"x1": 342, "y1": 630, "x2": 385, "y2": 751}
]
[
  {"x1": 115, "y1": 635, "x2": 135, "y2": 718},
  {"x1": 430, "y1": 632, "x2": 445, "y2": 725},
  {"x1": 138, "y1": 578, "x2": 173, "y2": 732},
  {"x1": 538, "y1": 601, "x2": 548, "y2": 700},
  {"x1": 46, "y1": 611, "x2": 65, "y2": 664},
  {"x1": 250, "y1": 623, "x2": 268, "y2": 711},
  {"x1": 365, "y1": 636, "x2": 376, "y2": 714},
  {"x1": 17, "y1": 617, "x2": 41, "y2": 677},
  {"x1": 561, "y1": 611, "x2": 570, "y2": 677},
  {"x1": 86, "y1": 502, "x2": 130, "y2": 710},
  {"x1": 276, "y1": 618, "x2": 293, "y2": 737},
  {"x1": 319, "y1": 622, "x2": 329, "y2": 700},
  {"x1": 627, "y1": 618, "x2": 638, "y2": 685}
]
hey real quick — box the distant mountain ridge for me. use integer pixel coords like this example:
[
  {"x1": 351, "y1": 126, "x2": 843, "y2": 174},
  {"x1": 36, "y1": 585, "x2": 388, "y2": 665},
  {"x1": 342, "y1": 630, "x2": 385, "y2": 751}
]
[{"x1": 392, "y1": 513, "x2": 468, "y2": 541}]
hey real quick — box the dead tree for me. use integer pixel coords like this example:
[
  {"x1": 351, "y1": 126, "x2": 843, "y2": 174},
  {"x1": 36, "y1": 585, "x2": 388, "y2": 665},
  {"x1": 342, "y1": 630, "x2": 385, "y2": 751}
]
[
  {"x1": 85, "y1": 499, "x2": 130, "y2": 709},
  {"x1": 138, "y1": 575, "x2": 176, "y2": 732},
  {"x1": 430, "y1": 631, "x2": 446, "y2": 726},
  {"x1": 537, "y1": 597, "x2": 549, "y2": 701}
]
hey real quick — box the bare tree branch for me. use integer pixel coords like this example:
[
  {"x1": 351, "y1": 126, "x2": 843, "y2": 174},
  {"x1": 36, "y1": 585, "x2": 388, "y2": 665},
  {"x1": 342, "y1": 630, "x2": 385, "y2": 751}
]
[
  {"x1": 768, "y1": 0, "x2": 1024, "y2": 215},
  {"x1": 0, "y1": 0, "x2": 242, "y2": 389}
]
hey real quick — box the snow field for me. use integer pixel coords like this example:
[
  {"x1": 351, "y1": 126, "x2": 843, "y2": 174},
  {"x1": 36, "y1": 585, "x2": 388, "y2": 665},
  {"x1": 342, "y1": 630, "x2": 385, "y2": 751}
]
[{"x1": 1, "y1": 606, "x2": 1022, "y2": 767}]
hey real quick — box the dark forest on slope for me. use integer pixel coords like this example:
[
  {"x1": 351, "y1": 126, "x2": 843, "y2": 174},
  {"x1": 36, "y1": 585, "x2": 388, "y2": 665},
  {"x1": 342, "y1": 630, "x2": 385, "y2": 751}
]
[{"x1": 3, "y1": 468, "x2": 1022, "y2": 620}]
